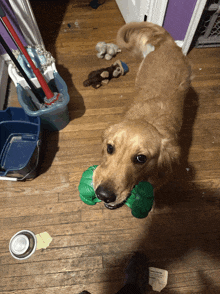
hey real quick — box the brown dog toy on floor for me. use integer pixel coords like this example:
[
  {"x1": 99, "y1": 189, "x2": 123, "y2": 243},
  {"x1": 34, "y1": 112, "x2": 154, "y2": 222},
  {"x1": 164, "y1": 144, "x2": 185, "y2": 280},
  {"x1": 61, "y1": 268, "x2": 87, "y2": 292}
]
[{"x1": 83, "y1": 60, "x2": 129, "y2": 89}]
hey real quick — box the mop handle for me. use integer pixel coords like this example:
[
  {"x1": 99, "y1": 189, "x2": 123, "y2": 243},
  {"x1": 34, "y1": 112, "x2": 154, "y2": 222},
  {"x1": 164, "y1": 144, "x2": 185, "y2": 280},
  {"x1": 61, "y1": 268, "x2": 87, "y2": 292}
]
[
  {"x1": 0, "y1": 34, "x2": 44, "y2": 103},
  {"x1": 0, "y1": 6, "x2": 54, "y2": 99}
]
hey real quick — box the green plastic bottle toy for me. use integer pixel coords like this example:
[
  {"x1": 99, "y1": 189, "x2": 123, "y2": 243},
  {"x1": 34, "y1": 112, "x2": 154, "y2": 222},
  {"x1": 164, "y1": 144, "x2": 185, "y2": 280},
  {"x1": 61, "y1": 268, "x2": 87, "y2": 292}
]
[{"x1": 78, "y1": 165, "x2": 154, "y2": 219}]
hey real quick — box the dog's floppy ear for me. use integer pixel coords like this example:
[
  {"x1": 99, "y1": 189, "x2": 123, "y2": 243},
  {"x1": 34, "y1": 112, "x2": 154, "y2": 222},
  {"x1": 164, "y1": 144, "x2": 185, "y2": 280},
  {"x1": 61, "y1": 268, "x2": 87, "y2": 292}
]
[{"x1": 158, "y1": 138, "x2": 180, "y2": 171}]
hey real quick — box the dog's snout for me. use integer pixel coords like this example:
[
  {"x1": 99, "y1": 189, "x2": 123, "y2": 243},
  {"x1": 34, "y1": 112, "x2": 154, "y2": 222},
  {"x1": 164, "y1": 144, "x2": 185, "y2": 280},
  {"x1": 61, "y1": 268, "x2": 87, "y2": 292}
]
[{"x1": 95, "y1": 185, "x2": 116, "y2": 203}]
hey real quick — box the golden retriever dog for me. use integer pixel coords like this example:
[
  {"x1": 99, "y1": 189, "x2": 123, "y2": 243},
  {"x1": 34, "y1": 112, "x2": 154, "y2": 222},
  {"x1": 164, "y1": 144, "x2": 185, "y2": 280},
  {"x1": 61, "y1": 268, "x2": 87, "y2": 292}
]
[{"x1": 93, "y1": 22, "x2": 191, "y2": 209}]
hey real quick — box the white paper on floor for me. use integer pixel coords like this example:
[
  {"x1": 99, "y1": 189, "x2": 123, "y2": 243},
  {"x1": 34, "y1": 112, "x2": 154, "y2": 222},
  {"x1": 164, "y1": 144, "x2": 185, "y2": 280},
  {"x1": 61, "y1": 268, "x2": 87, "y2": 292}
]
[{"x1": 149, "y1": 267, "x2": 168, "y2": 292}]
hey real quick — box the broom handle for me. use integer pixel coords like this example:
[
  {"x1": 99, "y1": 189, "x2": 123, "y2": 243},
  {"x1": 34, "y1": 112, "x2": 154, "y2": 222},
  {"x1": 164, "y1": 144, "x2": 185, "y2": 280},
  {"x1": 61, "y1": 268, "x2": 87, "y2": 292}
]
[
  {"x1": 0, "y1": 5, "x2": 54, "y2": 99},
  {"x1": 0, "y1": 34, "x2": 44, "y2": 103}
]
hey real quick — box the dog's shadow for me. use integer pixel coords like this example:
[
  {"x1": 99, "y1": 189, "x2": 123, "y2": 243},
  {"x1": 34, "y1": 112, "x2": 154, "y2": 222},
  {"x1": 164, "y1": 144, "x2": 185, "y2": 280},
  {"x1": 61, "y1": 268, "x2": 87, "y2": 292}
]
[{"x1": 155, "y1": 86, "x2": 199, "y2": 208}]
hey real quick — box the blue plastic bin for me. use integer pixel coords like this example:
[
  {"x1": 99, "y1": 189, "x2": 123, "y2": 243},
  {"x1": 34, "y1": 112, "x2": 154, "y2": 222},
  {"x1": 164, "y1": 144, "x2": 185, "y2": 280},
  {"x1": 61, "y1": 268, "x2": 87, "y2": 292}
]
[
  {"x1": 0, "y1": 107, "x2": 41, "y2": 180},
  {"x1": 17, "y1": 72, "x2": 70, "y2": 131}
]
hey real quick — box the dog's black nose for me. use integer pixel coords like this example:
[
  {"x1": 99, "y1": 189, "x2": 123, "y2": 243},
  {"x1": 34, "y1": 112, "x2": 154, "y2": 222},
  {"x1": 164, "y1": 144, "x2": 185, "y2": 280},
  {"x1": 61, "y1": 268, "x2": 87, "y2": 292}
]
[{"x1": 95, "y1": 185, "x2": 116, "y2": 203}]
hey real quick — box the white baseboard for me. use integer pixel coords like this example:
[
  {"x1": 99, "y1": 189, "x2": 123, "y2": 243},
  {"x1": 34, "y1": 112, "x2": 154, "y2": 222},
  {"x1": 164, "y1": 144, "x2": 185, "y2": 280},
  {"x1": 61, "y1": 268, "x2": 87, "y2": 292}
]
[{"x1": 175, "y1": 40, "x2": 184, "y2": 48}]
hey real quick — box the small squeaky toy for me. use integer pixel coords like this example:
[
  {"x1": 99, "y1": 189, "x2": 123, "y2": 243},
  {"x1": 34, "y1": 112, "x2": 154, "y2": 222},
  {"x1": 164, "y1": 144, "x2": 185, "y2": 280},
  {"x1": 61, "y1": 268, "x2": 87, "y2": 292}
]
[
  {"x1": 96, "y1": 42, "x2": 121, "y2": 60},
  {"x1": 83, "y1": 60, "x2": 128, "y2": 89}
]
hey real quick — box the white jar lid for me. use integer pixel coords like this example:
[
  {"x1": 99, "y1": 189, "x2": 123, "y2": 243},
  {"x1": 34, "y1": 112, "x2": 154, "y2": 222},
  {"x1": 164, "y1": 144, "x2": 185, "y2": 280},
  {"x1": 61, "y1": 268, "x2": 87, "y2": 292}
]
[{"x1": 10, "y1": 234, "x2": 29, "y2": 255}]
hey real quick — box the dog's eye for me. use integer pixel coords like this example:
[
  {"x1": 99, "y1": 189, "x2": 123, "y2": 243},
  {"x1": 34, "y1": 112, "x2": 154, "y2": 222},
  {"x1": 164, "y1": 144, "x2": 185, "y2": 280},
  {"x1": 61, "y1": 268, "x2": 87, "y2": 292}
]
[
  {"x1": 107, "y1": 144, "x2": 114, "y2": 154},
  {"x1": 135, "y1": 154, "x2": 147, "y2": 164}
]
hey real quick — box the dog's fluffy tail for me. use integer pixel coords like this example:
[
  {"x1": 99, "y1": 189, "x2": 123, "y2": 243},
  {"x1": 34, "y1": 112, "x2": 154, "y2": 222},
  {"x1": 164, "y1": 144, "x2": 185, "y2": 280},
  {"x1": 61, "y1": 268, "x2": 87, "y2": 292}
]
[{"x1": 117, "y1": 22, "x2": 174, "y2": 57}]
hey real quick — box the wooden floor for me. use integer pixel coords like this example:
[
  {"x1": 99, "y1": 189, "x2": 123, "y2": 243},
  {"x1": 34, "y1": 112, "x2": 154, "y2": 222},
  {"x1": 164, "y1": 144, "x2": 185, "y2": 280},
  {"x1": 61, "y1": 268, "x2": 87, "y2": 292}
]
[{"x1": 1, "y1": 0, "x2": 220, "y2": 293}]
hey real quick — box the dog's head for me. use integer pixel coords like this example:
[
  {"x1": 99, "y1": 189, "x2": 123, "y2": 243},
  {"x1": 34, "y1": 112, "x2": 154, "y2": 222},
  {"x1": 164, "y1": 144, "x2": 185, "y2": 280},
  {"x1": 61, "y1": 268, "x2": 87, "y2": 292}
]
[{"x1": 93, "y1": 120, "x2": 180, "y2": 209}]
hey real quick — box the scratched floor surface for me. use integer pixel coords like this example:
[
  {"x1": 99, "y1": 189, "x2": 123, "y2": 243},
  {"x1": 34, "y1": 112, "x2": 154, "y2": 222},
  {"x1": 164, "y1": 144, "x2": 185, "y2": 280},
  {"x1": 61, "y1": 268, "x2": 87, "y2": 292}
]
[{"x1": 1, "y1": 0, "x2": 220, "y2": 293}]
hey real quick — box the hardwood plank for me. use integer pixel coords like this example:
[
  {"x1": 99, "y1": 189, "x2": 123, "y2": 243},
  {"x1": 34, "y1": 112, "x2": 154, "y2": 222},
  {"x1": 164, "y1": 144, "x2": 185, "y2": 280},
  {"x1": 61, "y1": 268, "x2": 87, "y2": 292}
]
[
  {"x1": 1, "y1": 256, "x2": 103, "y2": 278},
  {"x1": 1, "y1": 216, "x2": 147, "y2": 240},
  {"x1": 0, "y1": 268, "x2": 124, "y2": 291},
  {"x1": 0, "y1": 281, "x2": 123, "y2": 294}
]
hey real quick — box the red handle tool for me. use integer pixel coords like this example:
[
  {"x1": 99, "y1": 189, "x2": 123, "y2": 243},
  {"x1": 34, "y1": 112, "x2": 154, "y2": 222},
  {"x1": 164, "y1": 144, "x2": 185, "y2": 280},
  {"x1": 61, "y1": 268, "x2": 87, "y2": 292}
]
[{"x1": 0, "y1": 5, "x2": 54, "y2": 100}]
